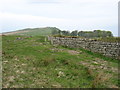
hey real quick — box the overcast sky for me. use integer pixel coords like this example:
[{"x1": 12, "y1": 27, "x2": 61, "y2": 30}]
[{"x1": 0, "y1": 0, "x2": 119, "y2": 36}]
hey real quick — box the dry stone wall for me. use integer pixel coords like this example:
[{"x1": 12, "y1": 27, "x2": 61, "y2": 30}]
[{"x1": 48, "y1": 36, "x2": 120, "y2": 59}]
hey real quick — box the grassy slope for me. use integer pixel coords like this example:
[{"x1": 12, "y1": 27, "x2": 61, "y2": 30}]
[
  {"x1": 2, "y1": 35, "x2": 119, "y2": 88},
  {"x1": 15, "y1": 27, "x2": 59, "y2": 36}
]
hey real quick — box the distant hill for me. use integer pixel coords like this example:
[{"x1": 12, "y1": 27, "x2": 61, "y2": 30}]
[
  {"x1": 2, "y1": 27, "x2": 114, "y2": 38},
  {"x1": 3, "y1": 27, "x2": 61, "y2": 36}
]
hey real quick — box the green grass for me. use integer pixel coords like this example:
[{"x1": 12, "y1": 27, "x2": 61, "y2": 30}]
[{"x1": 2, "y1": 35, "x2": 119, "y2": 88}]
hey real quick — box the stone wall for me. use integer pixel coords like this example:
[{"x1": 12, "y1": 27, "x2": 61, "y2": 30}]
[{"x1": 48, "y1": 36, "x2": 120, "y2": 59}]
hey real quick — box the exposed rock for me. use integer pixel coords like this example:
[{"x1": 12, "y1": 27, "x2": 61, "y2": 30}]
[
  {"x1": 51, "y1": 83, "x2": 61, "y2": 88},
  {"x1": 57, "y1": 71, "x2": 65, "y2": 77}
]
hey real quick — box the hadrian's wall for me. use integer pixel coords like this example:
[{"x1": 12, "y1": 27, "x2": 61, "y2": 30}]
[{"x1": 48, "y1": 36, "x2": 120, "y2": 59}]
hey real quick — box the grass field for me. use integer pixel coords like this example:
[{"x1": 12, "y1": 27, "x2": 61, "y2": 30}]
[{"x1": 2, "y1": 35, "x2": 119, "y2": 88}]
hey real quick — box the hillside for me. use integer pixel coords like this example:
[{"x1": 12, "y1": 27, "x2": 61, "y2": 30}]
[
  {"x1": 2, "y1": 27, "x2": 60, "y2": 36},
  {"x1": 2, "y1": 35, "x2": 119, "y2": 88}
]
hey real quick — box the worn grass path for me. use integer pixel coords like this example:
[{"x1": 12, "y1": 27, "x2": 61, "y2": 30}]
[{"x1": 2, "y1": 35, "x2": 119, "y2": 88}]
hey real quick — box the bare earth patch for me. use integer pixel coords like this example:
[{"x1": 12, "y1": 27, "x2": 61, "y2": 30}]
[
  {"x1": 67, "y1": 50, "x2": 81, "y2": 55},
  {"x1": 50, "y1": 48, "x2": 81, "y2": 55},
  {"x1": 79, "y1": 58, "x2": 118, "y2": 72},
  {"x1": 50, "y1": 48, "x2": 65, "y2": 52}
]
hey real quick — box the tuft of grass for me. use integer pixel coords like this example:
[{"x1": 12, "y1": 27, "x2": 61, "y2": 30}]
[
  {"x1": 42, "y1": 57, "x2": 56, "y2": 66},
  {"x1": 92, "y1": 72, "x2": 111, "y2": 88},
  {"x1": 33, "y1": 56, "x2": 56, "y2": 67},
  {"x1": 85, "y1": 67, "x2": 94, "y2": 77}
]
